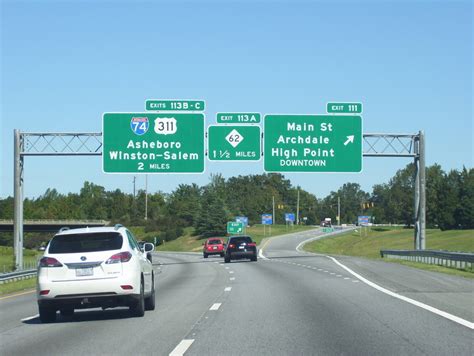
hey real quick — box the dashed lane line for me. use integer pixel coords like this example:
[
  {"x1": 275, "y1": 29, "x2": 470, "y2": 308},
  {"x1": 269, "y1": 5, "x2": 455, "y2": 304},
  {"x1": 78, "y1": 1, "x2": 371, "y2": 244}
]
[
  {"x1": 169, "y1": 339, "x2": 194, "y2": 356},
  {"x1": 209, "y1": 303, "x2": 222, "y2": 311}
]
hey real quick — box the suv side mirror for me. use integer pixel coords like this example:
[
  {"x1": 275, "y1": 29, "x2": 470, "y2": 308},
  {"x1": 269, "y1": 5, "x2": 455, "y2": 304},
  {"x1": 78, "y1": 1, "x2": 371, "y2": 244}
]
[{"x1": 144, "y1": 243, "x2": 155, "y2": 252}]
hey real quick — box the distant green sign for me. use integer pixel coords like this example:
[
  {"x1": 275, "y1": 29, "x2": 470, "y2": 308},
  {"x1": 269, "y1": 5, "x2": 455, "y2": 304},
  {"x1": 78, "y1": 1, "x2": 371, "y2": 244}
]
[
  {"x1": 103, "y1": 113, "x2": 205, "y2": 173},
  {"x1": 327, "y1": 102, "x2": 362, "y2": 114},
  {"x1": 216, "y1": 113, "x2": 261, "y2": 124},
  {"x1": 264, "y1": 115, "x2": 362, "y2": 172},
  {"x1": 208, "y1": 125, "x2": 261, "y2": 161},
  {"x1": 227, "y1": 221, "x2": 244, "y2": 234},
  {"x1": 146, "y1": 99, "x2": 205, "y2": 111}
]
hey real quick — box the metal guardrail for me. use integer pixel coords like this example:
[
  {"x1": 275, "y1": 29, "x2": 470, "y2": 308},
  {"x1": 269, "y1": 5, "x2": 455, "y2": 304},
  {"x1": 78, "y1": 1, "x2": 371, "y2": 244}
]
[
  {"x1": 0, "y1": 269, "x2": 37, "y2": 284},
  {"x1": 380, "y1": 249, "x2": 474, "y2": 270}
]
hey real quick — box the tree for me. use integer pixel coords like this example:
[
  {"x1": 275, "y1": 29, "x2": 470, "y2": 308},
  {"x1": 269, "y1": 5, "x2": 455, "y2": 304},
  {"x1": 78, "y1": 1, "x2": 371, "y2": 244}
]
[
  {"x1": 455, "y1": 167, "x2": 474, "y2": 229},
  {"x1": 194, "y1": 187, "x2": 230, "y2": 238}
]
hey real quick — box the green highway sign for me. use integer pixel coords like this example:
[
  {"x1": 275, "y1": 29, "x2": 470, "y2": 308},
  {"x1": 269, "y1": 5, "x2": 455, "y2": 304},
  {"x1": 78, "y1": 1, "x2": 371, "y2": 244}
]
[
  {"x1": 216, "y1": 113, "x2": 261, "y2": 124},
  {"x1": 327, "y1": 102, "x2": 362, "y2": 114},
  {"x1": 208, "y1": 125, "x2": 261, "y2": 161},
  {"x1": 264, "y1": 115, "x2": 362, "y2": 173},
  {"x1": 145, "y1": 99, "x2": 205, "y2": 111},
  {"x1": 227, "y1": 221, "x2": 244, "y2": 234},
  {"x1": 103, "y1": 113, "x2": 205, "y2": 173}
]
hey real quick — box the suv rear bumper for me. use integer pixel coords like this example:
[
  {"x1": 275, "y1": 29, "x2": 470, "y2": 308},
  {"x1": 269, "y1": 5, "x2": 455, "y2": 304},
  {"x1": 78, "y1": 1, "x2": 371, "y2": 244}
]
[
  {"x1": 38, "y1": 292, "x2": 141, "y2": 310},
  {"x1": 228, "y1": 250, "x2": 257, "y2": 259}
]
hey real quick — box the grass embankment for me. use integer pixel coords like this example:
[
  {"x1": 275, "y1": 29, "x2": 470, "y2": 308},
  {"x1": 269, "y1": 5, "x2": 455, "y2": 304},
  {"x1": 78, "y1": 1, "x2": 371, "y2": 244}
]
[
  {"x1": 0, "y1": 246, "x2": 40, "y2": 296},
  {"x1": 0, "y1": 246, "x2": 41, "y2": 273},
  {"x1": 0, "y1": 278, "x2": 36, "y2": 296},
  {"x1": 156, "y1": 224, "x2": 314, "y2": 252},
  {"x1": 304, "y1": 227, "x2": 474, "y2": 278}
]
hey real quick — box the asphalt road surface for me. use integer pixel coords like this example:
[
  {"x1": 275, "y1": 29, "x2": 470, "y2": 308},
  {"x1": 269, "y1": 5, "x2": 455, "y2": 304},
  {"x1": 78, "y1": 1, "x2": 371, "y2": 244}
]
[{"x1": 1, "y1": 228, "x2": 473, "y2": 355}]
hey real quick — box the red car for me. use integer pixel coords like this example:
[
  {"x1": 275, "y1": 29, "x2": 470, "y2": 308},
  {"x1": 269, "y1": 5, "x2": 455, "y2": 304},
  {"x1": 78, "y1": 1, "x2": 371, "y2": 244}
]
[{"x1": 203, "y1": 238, "x2": 226, "y2": 258}]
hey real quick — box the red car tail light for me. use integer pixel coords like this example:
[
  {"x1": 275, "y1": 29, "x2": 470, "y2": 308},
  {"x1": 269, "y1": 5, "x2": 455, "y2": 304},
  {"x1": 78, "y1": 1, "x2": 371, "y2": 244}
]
[
  {"x1": 39, "y1": 290, "x2": 50, "y2": 295},
  {"x1": 120, "y1": 285, "x2": 133, "y2": 290},
  {"x1": 229, "y1": 244, "x2": 235, "y2": 248},
  {"x1": 39, "y1": 257, "x2": 63, "y2": 268},
  {"x1": 105, "y1": 251, "x2": 132, "y2": 264}
]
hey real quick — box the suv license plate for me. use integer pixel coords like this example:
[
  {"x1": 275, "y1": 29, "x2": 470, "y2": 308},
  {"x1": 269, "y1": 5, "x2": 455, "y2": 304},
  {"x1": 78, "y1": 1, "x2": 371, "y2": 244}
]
[{"x1": 76, "y1": 267, "x2": 93, "y2": 277}]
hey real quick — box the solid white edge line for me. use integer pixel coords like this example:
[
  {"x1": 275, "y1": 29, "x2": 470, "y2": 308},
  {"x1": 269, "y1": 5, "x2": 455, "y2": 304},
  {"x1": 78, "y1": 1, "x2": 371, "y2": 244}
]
[
  {"x1": 327, "y1": 256, "x2": 474, "y2": 330},
  {"x1": 258, "y1": 248, "x2": 268, "y2": 260},
  {"x1": 169, "y1": 339, "x2": 195, "y2": 356},
  {"x1": 210, "y1": 303, "x2": 222, "y2": 311},
  {"x1": 21, "y1": 314, "x2": 39, "y2": 322}
]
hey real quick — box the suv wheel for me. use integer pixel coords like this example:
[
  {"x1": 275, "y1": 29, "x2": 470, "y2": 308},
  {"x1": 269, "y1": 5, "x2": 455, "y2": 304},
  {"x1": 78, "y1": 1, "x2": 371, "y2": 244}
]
[
  {"x1": 39, "y1": 306, "x2": 57, "y2": 323},
  {"x1": 224, "y1": 256, "x2": 230, "y2": 263},
  {"x1": 145, "y1": 277, "x2": 155, "y2": 311},
  {"x1": 203, "y1": 253, "x2": 208, "y2": 259},
  {"x1": 130, "y1": 280, "x2": 145, "y2": 317}
]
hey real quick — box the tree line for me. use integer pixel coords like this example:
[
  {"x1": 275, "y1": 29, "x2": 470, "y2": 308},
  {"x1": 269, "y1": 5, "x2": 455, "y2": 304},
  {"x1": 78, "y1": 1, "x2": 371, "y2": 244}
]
[{"x1": 0, "y1": 164, "x2": 472, "y2": 246}]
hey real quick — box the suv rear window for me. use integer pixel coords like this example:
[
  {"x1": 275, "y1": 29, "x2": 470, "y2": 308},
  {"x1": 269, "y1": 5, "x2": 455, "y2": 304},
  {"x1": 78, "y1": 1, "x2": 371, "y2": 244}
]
[
  {"x1": 230, "y1": 236, "x2": 252, "y2": 244},
  {"x1": 49, "y1": 232, "x2": 123, "y2": 253}
]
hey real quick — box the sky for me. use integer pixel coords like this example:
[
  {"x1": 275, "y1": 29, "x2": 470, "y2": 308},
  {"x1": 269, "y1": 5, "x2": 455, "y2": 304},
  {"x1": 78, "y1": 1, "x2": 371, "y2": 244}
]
[{"x1": 1, "y1": 0, "x2": 472, "y2": 200}]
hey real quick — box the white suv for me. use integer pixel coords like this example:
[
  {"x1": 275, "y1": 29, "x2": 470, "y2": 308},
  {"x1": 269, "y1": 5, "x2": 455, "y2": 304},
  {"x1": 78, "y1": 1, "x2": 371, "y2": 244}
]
[{"x1": 37, "y1": 225, "x2": 155, "y2": 323}]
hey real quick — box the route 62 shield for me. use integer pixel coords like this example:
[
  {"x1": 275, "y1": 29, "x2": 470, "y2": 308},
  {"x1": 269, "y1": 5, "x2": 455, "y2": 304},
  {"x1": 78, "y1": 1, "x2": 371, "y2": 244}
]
[{"x1": 130, "y1": 117, "x2": 149, "y2": 136}]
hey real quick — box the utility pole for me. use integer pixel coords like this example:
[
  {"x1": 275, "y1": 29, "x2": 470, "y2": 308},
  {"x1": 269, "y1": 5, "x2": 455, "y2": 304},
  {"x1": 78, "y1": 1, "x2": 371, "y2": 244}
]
[
  {"x1": 296, "y1": 189, "x2": 300, "y2": 225},
  {"x1": 272, "y1": 196, "x2": 275, "y2": 225},
  {"x1": 133, "y1": 176, "x2": 136, "y2": 198},
  {"x1": 145, "y1": 174, "x2": 148, "y2": 220},
  {"x1": 337, "y1": 196, "x2": 341, "y2": 226}
]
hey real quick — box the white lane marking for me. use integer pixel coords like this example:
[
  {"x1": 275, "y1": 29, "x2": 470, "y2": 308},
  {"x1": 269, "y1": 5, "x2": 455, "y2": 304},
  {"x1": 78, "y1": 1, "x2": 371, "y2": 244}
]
[
  {"x1": 169, "y1": 339, "x2": 194, "y2": 356},
  {"x1": 224, "y1": 287, "x2": 232, "y2": 292},
  {"x1": 210, "y1": 303, "x2": 222, "y2": 311},
  {"x1": 225, "y1": 267, "x2": 229, "y2": 269},
  {"x1": 336, "y1": 275, "x2": 342, "y2": 277},
  {"x1": 258, "y1": 249, "x2": 268, "y2": 260},
  {"x1": 230, "y1": 277, "x2": 235, "y2": 281},
  {"x1": 344, "y1": 277, "x2": 350, "y2": 280},
  {"x1": 352, "y1": 280, "x2": 359, "y2": 283},
  {"x1": 318, "y1": 269, "x2": 323, "y2": 271},
  {"x1": 21, "y1": 314, "x2": 39, "y2": 322},
  {"x1": 229, "y1": 271, "x2": 234, "y2": 274},
  {"x1": 330, "y1": 272, "x2": 336, "y2": 275},
  {"x1": 327, "y1": 256, "x2": 474, "y2": 330}
]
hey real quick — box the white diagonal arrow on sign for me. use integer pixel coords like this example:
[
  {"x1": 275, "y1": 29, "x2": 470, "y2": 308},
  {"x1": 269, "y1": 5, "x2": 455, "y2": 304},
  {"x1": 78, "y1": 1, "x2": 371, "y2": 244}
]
[{"x1": 344, "y1": 135, "x2": 354, "y2": 146}]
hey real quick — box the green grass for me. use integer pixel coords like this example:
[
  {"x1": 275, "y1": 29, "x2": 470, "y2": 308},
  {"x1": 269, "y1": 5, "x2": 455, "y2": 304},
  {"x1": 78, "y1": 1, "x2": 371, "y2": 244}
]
[
  {"x1": 0, "y1": 278, "x2": 36, "y2": 296},
  {"x1": 304, "y1": 227, "x2": 474, "y2": 277},
  {"x1": 156, "y1": 224, "x2": 315, "y2": 252},
  {"x1": 304, "y1": 227, "x2": 474, "y2": 258},
  {"x1": 0, "y1": 246, "x2": 41, "y2": 273}
]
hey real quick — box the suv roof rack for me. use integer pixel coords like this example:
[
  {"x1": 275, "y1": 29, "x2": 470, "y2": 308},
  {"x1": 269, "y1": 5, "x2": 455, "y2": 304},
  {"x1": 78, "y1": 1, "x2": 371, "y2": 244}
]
[
  {"x1": 59, "y1": 227, "x2": 70, "y2": 233},
  {"x1": 114, "y1": 224, "x2": 124, "y2": 230}
]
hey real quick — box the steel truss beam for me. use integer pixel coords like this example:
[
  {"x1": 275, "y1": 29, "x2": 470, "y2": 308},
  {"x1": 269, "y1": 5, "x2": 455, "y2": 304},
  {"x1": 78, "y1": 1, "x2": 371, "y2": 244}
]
[{"x1": 13, "y1": 130, "x2": 425, "y2": 270}]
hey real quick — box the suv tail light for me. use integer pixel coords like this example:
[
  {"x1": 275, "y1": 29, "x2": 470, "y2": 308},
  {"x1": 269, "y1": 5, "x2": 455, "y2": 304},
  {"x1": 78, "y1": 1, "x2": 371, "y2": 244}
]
[
  {"x1": 39, "y1": 257, "x2": 63, "y2": 268},
  {"x1": 247, "y1": 243, "x2": 256, "y2": 247},
  {"x1": 106, "y1": 251, "x2": 132, "y2": 264},
  {"x1": 228, "y1": 244, "x2": 235, "y2": 248}
]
